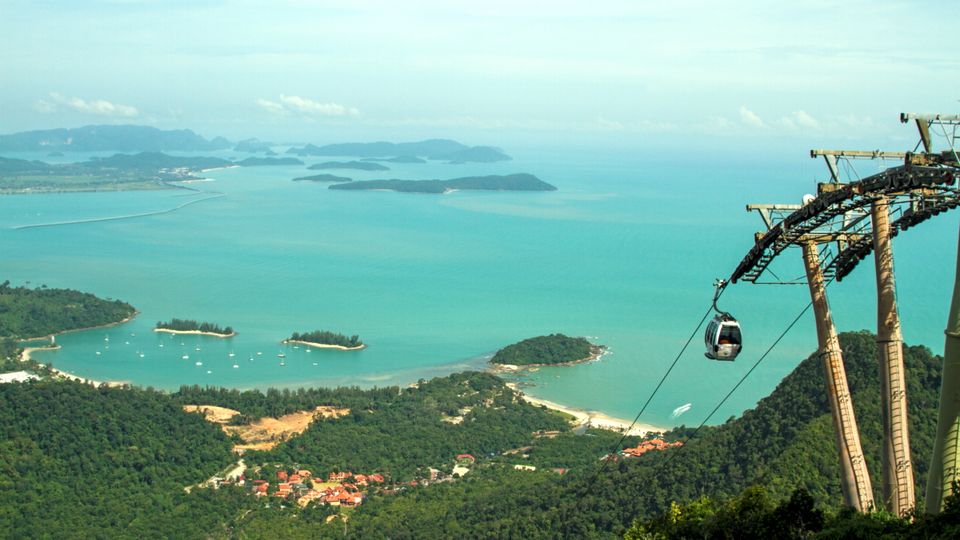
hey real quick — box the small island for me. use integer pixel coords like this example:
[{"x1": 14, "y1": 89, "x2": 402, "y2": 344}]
[
  {"x1": 154, "y1": 318, "x2": 235, "y2": 338},
  {"x1": 308, "y1": 161, "x2": 390, "y2": 171},
  {"x1": 292, "y1": 173, "x2": 352, "y2": 183},
  {"x1": 490, "y1": 334, "x2": 604, "y2": 367},
  {"x1": 284, "y1": 330, "x2": 365, "y2": 351},
  {"x1": 360, "y1": 156, "x2": 427, "y2": 164},
  {"x1": 234, "y1": 157, "x2": 303, "y2": 167},
  {"x1": 329, "y1": 173, "x2": 557, "y2": 194}
]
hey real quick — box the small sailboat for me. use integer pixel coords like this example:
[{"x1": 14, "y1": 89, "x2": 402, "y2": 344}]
[{"x1": 228, "y1": 352, "x2": 236, "y2": 357}]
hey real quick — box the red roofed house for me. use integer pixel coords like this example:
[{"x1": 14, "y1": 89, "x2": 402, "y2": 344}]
[
  {"x1": 456, "y1": 454, "x2": 476, "y2": 465},
  {"x1": 277, "y1": 470, "x2": 289, "y2": 481},
  {"x1": 328, "y1": 471, "x2": 352, "y2": 482},
  {"x1": 367, "y1": 474, "x2": 385, "y2": 483}
]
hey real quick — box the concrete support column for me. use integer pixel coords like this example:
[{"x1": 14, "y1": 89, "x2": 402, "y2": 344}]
[
  {"x1": 872, "y1": 197, "x2": 915, "y2": 516},
  {"x1": 803, "y1": 240, "x2": 875, "y2": 511},
  {"x1": 926, "y1": 226, "x2": 960, "y2": 513}
]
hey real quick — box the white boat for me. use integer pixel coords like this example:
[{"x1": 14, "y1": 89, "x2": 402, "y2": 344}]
[
  {"x1": 138, "y1": 352, "x2": 145, "y2": 358},
  {"x1": 95, "y1": 351, "x2": 101, "y2": 356},
  {"x1": 104, "y1": 336, "x2": 110, "y2": 342},
  {"x1": 228, "y1": 352, "x2": 236, "y2": 357},
  {"x1": 182, "y1": 355, "x2": 190, "y2": 360},
  {"x1": 256, "y1": 351, "x2": 262, "y2": 356},
  {"x1": 232, "y1": 364, "x2": 239, "y2": 369},
  {"x1": 195, "y1": 361, "x2": 203, "y2": 366},
  {"x1": 277, "y1": 353, "x2": 286, "y2": 358}
]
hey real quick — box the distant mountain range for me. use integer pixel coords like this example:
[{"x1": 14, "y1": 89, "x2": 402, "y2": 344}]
[
  {"x1": 0, "y1": 125, "x2": 231, "y2": 152},
  {"x1": 286, "y1": 139, "x2": 512, "y2": 163}
]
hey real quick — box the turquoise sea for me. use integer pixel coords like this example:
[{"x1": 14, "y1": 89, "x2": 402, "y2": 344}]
[{"x1": 1, "y1": 147, "x2": 956, "y2": 428}]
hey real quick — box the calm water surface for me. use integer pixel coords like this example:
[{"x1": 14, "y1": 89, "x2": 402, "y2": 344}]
[{"x1": 1, "y1": 147, "x2": 955, "y2": 428}]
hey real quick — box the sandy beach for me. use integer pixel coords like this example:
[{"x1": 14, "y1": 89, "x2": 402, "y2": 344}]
[
  {"x1": 284, "y1": 339, "x2": 366, "y2": 351},
  {"x1": 19, "y1": 345, "x2": 127, "y2": 387},
  {"x1": 154, "y1": 328, "x2": 236, "y2": 338},
  {"x1": 507, "y1": 383, "x2": 665, "y2": 437}
]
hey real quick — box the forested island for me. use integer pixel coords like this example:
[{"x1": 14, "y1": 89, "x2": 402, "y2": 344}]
[
  {"x1": 285, "y1": 139, "x2": 511, "y2": 163},
  {"x1": 154, "y1": 319, "x2": 235, "y2": 337},
  {"x1": 491, "y1": 333, "x2": 603, "y2": 366},
  {"x1": 329, "y1": 173, "x2": 557, "y2": 194},
  {"x1": 285, "y1": 330, "x2": 365, "y2": 350},
  {"x1": 0, "y1": 280, "x2": 135, "y2": 340},
  {"x1": 292, "y1": 173, "x2": 352, "y2": 183},
  {"x1": 360, "y1": 156, "x2": 427, "y2": 164},
  {"x1": 307, "y1": 161, "x2": 390, "y2": 171},
  {"x1": 234, "y1": 156, "x2": 303, "y2": 167}
]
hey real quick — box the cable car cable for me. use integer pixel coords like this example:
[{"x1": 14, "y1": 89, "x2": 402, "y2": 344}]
[{"x1": 657, "y1": 291, "x2": 819, "y2": 470}]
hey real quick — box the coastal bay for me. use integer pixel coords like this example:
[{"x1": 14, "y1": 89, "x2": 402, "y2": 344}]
[{"x1": 3, "y1": 148, "x2": 956, "y2": 429}]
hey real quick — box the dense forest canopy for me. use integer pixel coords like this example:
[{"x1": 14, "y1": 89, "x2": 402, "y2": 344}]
[
  {"x1": 288, "y1": 330, "x2": 362, "y2": 348},
  {"x1": 491, "y1": 333, "x2": 598, "y2": 365},
  {"x1": 0, "y1": 280, "x2": 134, "y2": 339},
  {"x1": 0, "y1": 331, "x2": 952, "y2": 538}
]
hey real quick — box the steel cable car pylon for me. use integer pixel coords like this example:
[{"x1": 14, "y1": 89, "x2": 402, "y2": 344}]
[{"x1": 704, "y1": 279, "x2": 742, "y2": 361}]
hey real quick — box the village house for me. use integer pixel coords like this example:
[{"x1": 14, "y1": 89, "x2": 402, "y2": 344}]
[{"x1": 621, "y1": 438, "x2": 683, "y2": 457}]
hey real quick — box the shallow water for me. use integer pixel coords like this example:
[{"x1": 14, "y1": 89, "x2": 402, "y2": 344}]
[{"x1": 2, "y1": 146, "x2": 955, "y2": 428}]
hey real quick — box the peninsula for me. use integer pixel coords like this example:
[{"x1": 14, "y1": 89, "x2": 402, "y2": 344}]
[
  {"x1": 154, "y1": 319, "x2": 235, "y2": 338},
  {"x1": 307, "y1": 161, "x2": 390, "y2": 171},
  {"x1": 490, "y1": 334, "x2": 604, "y2": 368},
  {"x1": 329, "y1": 173, "x2": 557, "y2": 194},
  {"x1": 284, "y1": 330, "x2": 365, "y2": 350},
  {"x1": 360, "y1": 156, "x2": 426, "y2": 164}
]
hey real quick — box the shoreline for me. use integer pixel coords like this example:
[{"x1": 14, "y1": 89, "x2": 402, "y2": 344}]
[
  {"x1": 284, "y1": 339, "x2": 366, "y2": 351},
  {"x1": 20, "y1": 310, "x2": 139, "y2": 342},
  {"x1": 19, "y1": 345, "x2": 127, "y2": 388},
  {"x1": 154, "y1": 328, "x2": 236, "y2": 338},
  {"x1": 507, "y1": 382, "x2": 665, "y2": 436},
  {"x1": 490, "y1": 345, "x2": 607, "y2": 372}
]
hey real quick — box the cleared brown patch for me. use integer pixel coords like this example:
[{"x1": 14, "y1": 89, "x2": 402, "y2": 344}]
[
  {"x1": 183, "y1": 405, "x2": 241, "y2": 424},
  {"x1": 185, "y1": 404, "x2": 350, "y2": 453}
]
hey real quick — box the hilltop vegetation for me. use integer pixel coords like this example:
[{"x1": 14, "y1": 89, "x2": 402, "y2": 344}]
[
  {"x1": 491, "y1": 333, "x2": 599, "y2": 365},
  {"x1": 0, "y1": 281, "x2": 135, "y2": 339},
  {"x1": 0, "y1": 331, "x2": 951, "y2": 538},
  {"x1": 0, "y1": 381, "x2": 236, "y2": 539}
]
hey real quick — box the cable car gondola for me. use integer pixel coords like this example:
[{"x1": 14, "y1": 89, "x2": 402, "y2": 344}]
[{"x1": 705, "y1": 279, "x2": 742, "y2": 361}]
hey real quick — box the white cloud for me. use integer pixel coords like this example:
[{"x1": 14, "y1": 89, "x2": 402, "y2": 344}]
[
  {"x1": 778, "y1": 110, "x2": 820, "y2": 130},
  {"x1": 257, "y1": 95, "x2": 359, "y2": 117},
  {"x1": 38, "y1": 92, "x2": 139, "y2": 117},
  {"x1": 739, "y1": 106, "x2": 765, "y2": 128}
]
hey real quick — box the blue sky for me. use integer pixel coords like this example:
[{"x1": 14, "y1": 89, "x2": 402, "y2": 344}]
[{"x1": 1, "y1": 0, "x2": 957, "y2": 148}]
